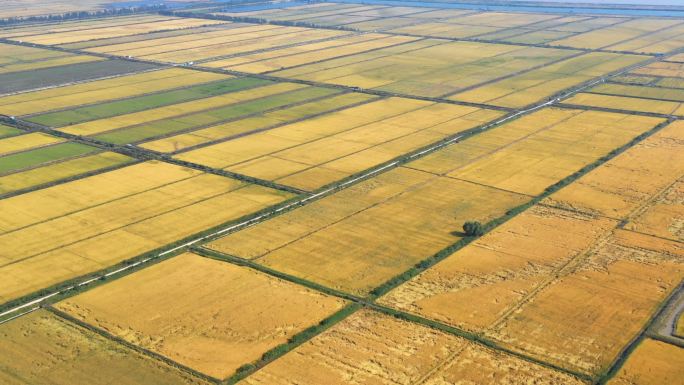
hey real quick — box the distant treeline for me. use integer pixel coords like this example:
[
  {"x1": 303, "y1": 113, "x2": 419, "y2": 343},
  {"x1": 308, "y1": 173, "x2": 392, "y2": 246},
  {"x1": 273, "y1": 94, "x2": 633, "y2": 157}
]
[{"x1": 0, "y1": 5, "x2": 168, "y2": 26}]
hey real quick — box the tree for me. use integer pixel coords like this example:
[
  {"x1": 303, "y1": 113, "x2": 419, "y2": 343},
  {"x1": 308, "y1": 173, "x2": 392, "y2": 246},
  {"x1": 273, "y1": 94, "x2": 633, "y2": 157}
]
[{"x1": 463, "y1": 221, "x2": 484, "y2": 237}]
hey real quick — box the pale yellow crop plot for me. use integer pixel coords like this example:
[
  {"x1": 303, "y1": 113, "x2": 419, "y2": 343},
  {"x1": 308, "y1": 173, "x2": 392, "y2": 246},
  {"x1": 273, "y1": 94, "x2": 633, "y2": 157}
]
[
  {"x1": 175, "y1": 97, "x2": 503, "y2": 191},
  {"x1": 389, "y1": 21, "x2": 499, "y2": 39},
  {"x1": 0, "y1": 161, "x2": 292, "y2": 303},
  {"x1": 140, "y1": 92, "x2": 378, "y2": 153},
  {"x1": 141, "y1": 27, "x2": 350, "y2": 64},
  {"x1": 13, "y1": 17, "x2": 228, "y2": 45},
  {"x1": 550, "y1": 18, "x2": 681, "y2": 49},
  {"x1": 59, "y1": 82, "x2": 305, "y2": 137},
  {"x1": 0, "y1": 15, "x2": 171, "y2": 39},
  {"x1": 203, "y1": 34, "x2": 418, "y2": 74},
  {"x1": 444, "y1": 109, "x2": 663, "y2": 195},
  {"x1": 0, "y1": 132, "x2": 64, "y2": 156},
  {"x1": 208, "y1": 166, "x2": 526, "y2": 296},
  {"x1": 0, "y1": 151, "x2": 132, "y2": 195},
  {"x1": 591, "y1": 83, "x2": 684, "y2": 101},
  {"x1": 86, "y1": 24, "x2": 283, "y2": 56},
  {"x1": 380, "y1": 205, "x2": 619, "y2": 332},
  {"x1": 451, "y1": 52, "x2": 647, "y2": 108},
  {"x1": 566, "y1": 92, "x2": 684, "y2": 115},
  {"x1": 546, "y1": 121, "x2": 684, "y2": 219},
  {"x1": 0, "y1": 309, "x2": 211, "y2": 385},
  {"x1": 444, "y1": 11, "x2": 558, "y2": 28},
  {"x1": 241, "y1": 309, "x2": 585, "y2": 385},
  {"x1": 55, "y1": 253, "x2": 346, "y2": 379},
  {"x1": 633, "y1": 61, "x2": 684, "y2": 78},
  {"x1": 608, "y1": 339, "x2": 684, "y2": 385},
  {"x1": 274, "y1": 39, "x2": 576, "y2": 98},
  {"x1": 488, "y1": 229, "x2": 684, "y2": 376},
  {"x1": 608, "y1": 22, "x2": 684, "y2": 54},
  {"x1": 217, "y1": 2, "x2": 365, "y2": 19},
  {"x1": 0, "y1": 68, "x2": 226, "y2": 117},
  {"x1": 0, "y1": 54, "x2": 102, "y2": 75}
]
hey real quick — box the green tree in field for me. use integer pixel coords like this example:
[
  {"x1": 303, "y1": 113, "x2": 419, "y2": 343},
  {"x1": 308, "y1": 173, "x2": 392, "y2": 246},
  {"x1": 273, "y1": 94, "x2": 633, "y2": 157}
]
[{"x1": 463, "y1": 221, "x2": 485, "y2": 237}]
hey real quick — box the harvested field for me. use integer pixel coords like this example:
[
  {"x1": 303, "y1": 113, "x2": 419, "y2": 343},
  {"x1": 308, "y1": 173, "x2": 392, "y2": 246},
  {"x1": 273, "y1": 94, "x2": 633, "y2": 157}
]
[
  {"x1": 0, "y1": 43, "x2": 101, "y2": 74},
  {"x1": 0, "y1": 310, "x2": 210, "y2": 385},
  {"x1": 273, "y1": 39, "x2": 577, "y2": 98},
  {"x1": 0, "y1": 58, "x2": 159, "y2": 95},
  {"x1": 625, "y1": 178, "x2": 684, "y2": 242},
  {"x1": 208, "y1": 166, "x2": 527, "y2": 295},
  {"x1": 545, "y1": 121, "x2": 684, "y2": 219},
  {"x1": 633, "y1": 61, "x2": 684, "y2": 78},
  {"x1": 678, "y1": 313, "x2": 684, "y2": 337},
  {"x1": 0, "y1": 68, "x2": 227, "y2": 117},
  {"x1": 55, "y1": 253, "x2": 346, "y2": 379},
  {"x1": 176, "y1": 97, "x2": 503, "y2": 191},
  {"x1": 380, "y1": 205, "x2": 619, "y2": 331},
  {"x1": 608, "y1": 339, "x2": 684, "y2": 385},
  {"x1": 487, "y1": 229, "x2": 684, "y2": 376},
  {"x1": 0, "y1": 161, "x2": 292, "y2": 303},
  {"x1": 381, "y1": 206, "x2": 684, "y2": 376},
  {"x1": 240, "y1": 309, "x2": 586, "y2": 385}
]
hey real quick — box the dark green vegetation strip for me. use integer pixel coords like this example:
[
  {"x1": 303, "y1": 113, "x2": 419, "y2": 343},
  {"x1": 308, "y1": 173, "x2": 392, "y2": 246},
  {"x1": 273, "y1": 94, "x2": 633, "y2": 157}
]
[
  {"x1": 93, "y1": 87, "x2": 341, "y2": 144},
  {"x1": 0, "y1": 59, "x2": 159, "y2": 95},
  {"x1": 0, "y1": 142, "x2": 97, "y2": 174},
  {"x1": 225, "y1": 303, "x2": 362, "y2": 385},
  {"x1": 27, "y1": 77, "x2": 270, "y2": 127},
  {"x1": 0, "y1": 124, "x2": 22, "y2": 139}
]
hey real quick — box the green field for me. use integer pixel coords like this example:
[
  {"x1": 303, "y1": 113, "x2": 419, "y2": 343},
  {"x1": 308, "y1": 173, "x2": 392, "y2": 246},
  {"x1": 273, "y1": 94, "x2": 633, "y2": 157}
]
[
  {"x1": 26, "y1": 77, "x2": 271, "y2": 127},
  {"x1": 0, "y1": 142, "x2": 98, "y2": 174},
  {"x1": 0, "y1": 124, "x2": 22, "y2": 139},
  {"x1": 93, "y1": 87, "x2": 342, "y2": 144}
]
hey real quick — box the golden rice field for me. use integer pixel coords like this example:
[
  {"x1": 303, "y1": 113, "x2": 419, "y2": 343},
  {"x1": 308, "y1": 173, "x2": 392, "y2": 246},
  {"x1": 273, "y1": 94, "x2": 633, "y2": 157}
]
[
  {"x1": 208, "y1": 166, "x2": 527, "y2": 295},
  {"x1": 241, "y1": 309, "x2": 586, "y2": 385},
  {"x1": 608, "y1": 339, "x2": 684, "y2": 385},
  {"x1": 55, "y1": 253, "x2": 346, "y2": 379},
  {"x1": 0, "y1": 161, "x2": 292, "y2": 302},
  {"x1": 2, "y1": 3, "x2": 684, "y2": 385},
  {"x1": 7, "y1": 17, "x2": 228, "y2": 45},
  {"x1": 0, "y1": 132, "x2": 64, "y2": 156},
  {"x1": 0, "y1": 310, "x2": 211, "y2": 385},
  {"x1": 545, "y1": 120, "x2": 684, "y2": 219},
  {"x1": 176, "y1": 97, "x2": 504, "y2": 191}
]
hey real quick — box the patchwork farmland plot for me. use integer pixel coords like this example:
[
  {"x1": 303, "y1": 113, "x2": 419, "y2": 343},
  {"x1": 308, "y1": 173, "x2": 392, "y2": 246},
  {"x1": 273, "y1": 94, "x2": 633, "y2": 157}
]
[
  {"x1": 0, "y1": 161, "x2": 292, "y2": 303},
  {"x1": 0, "y1": 310, "x2": 211, "y2": 385},
  {"x1": 1, "y1": 2, "x2": 684, "y2": 384},
  {"x1": 55, "y1": 253, "x2": 346, "y2": 379},
  {"x1": 240, "y1": 309, "x2": 586, "y2": 385},
  {"x1": 175, "y1": 98, "x2": 503, "y2": 191},
  {"x1": 607, "y1": 339, "x2": 684, "y2": 385}
]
